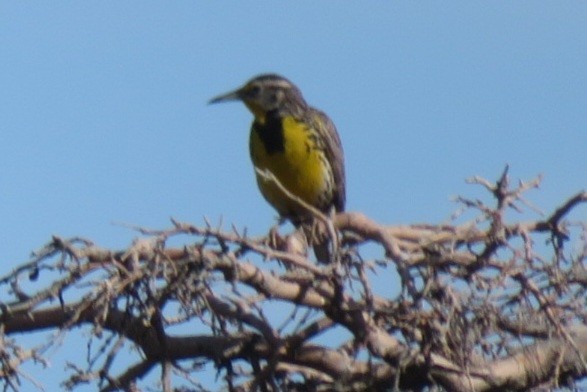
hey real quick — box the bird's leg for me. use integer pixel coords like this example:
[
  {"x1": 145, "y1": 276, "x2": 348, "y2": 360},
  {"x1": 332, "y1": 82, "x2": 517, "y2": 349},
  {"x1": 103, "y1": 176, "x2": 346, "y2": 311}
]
[{"x1": 266, "y1": 218, "x2": 286, "y2": 251}]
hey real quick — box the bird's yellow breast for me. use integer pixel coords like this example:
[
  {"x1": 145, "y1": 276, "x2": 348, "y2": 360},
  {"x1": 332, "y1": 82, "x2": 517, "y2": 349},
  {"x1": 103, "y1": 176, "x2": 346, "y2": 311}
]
[{"x1": 249, "y1": 116, "x2": 330, "y2": 218}]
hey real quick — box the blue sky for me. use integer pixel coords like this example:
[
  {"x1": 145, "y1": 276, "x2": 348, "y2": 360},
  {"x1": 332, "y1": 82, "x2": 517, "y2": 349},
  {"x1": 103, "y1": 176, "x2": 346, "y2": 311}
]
[{"x1": 1, "y1": 2, "x2": 586, "y2": 390}]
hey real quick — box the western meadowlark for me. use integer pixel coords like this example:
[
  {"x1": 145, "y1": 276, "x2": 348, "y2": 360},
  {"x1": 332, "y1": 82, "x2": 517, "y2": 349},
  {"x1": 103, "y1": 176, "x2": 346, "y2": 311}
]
[{"x1": 209, "y1": 73, "x2": 345, "y2": 225}]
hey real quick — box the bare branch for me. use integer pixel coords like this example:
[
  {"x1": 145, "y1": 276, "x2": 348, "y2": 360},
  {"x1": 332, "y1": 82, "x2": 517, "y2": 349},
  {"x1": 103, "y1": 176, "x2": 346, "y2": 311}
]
[{"x1": 0, "y1": 170, "x2": 585, "y2": 391}]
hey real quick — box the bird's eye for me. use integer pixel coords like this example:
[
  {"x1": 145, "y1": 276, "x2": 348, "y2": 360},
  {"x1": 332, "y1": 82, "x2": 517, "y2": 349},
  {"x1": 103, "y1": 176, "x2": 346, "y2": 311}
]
[{"x1": 247, "y1": 85, "x2": 260, "y2": 98}]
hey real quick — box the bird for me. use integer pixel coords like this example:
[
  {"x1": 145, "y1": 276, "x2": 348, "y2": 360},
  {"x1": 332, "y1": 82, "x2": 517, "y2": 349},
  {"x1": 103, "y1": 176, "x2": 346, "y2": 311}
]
[{"x1": 209, "y1": 73, "x2": 345, "y2": 260}]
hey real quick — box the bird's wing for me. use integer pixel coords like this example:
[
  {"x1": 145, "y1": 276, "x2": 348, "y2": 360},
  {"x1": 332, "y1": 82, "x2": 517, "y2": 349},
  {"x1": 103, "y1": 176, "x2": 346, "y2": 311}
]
[{"x1": 310, "y1": 108, "x2": 346, "y2": 212}]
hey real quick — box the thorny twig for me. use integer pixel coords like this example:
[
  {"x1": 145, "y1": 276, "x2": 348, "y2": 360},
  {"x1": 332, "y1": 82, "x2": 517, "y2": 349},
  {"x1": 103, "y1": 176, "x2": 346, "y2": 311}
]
[{"x1": 0, "y1": 171, "x2": 584, "y2": 391}]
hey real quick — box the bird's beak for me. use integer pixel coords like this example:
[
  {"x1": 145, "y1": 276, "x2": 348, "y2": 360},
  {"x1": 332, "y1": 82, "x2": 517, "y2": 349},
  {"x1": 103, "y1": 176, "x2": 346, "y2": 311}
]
[{"x1": 208, "y1": 88, "x2": 242, "y2": 105}]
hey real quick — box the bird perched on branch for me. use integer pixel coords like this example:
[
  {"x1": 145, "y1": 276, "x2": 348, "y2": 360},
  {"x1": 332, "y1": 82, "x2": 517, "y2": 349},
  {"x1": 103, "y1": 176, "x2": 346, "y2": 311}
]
[{"x1": 209, "y1": 73, "x2": 345, "y2": 261}]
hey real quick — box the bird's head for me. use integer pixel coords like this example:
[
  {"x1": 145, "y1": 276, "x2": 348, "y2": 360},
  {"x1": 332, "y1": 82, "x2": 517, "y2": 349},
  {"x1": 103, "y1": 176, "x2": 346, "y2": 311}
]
[{"x1": 209, "y1": 74, "x2": 306, "y2": 123}]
